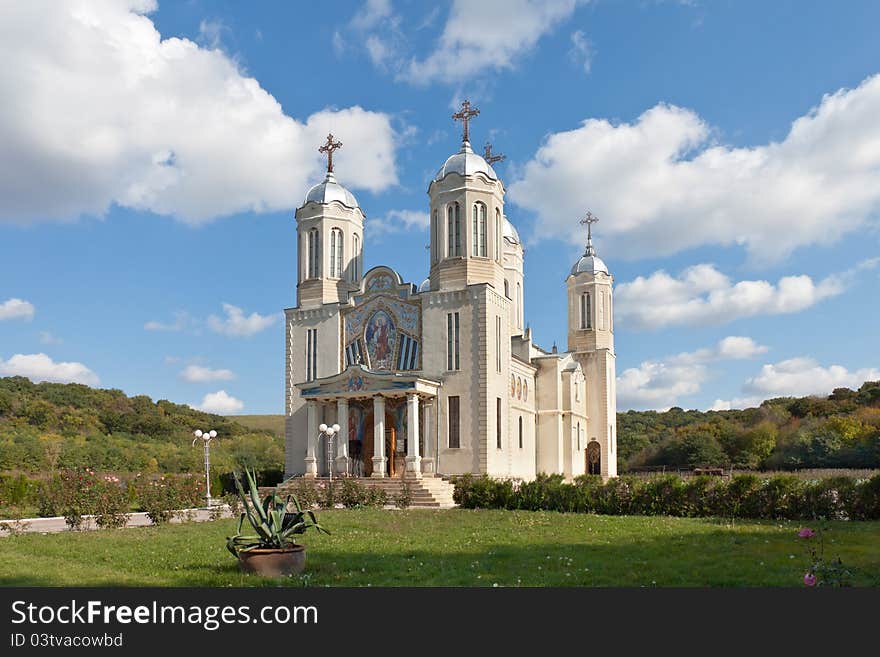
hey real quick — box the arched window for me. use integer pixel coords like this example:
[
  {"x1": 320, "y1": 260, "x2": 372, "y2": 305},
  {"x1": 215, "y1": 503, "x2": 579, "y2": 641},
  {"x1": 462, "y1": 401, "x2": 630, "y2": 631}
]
[
  {"x1": 517, "y1": 282, "x2": 522, "y2": 327},
  {"x1": 495, "y1": 208, "x2": 501, "y2": 261},
  {"x1": 351, "y1": 234, "x2": 360, "y2": 282},
  {"x1": 447, "y1": 203, "x2": 461, "y2": 257},
  {"x1": 329, "y1": 229, "x2": 343, "y2": 278},
  {"x1": 518, "y1": 416, "x2": 523, "y2": 449},
  {"x1": 307, "y1": 228, "x2": 320, "y2": 279},
  {"x1": 431, "y1": 210, "x2": 438, "y2": 262},
  {"x1": 473, "y1": 202, "x2": 487, "y2": 257},
  {"x1": 580, "y1": 292, "x2": 592, "y2": 329}
]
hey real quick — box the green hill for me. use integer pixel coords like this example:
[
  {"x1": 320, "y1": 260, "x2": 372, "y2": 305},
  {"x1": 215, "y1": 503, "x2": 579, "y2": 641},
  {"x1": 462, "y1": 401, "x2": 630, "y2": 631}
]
[
  {"x1": 0, "y1": 376, "x2": 283, "y2": 476},
  {"x1": 230, "y1": 414, "x2": 285, "y2": 436}
]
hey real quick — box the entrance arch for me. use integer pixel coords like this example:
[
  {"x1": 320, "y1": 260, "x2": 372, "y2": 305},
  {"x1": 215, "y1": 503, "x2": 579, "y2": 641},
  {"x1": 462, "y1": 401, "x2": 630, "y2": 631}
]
[
  {"x1": 363, "y1": 411, "x2": 397, "y2": 477},
  {"x1": 586, "y1": 441, "x2": 601, "y2": 476}
]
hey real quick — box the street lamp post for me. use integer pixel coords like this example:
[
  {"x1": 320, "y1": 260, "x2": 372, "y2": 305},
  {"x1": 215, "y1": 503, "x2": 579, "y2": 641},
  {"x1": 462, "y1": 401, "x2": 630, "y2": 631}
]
[
  {"x1": 318, "y1": 423, "x2": 341, "y2": 482},
  {"x1": 192, "y1": 429, "x2": 217, "y2": 507}
]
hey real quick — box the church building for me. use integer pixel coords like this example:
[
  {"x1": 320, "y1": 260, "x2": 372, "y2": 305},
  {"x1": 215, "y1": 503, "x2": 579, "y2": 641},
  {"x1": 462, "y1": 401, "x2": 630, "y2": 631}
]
[{"x1": 284, "y1": 102, "x2": 617, "y2": 482}]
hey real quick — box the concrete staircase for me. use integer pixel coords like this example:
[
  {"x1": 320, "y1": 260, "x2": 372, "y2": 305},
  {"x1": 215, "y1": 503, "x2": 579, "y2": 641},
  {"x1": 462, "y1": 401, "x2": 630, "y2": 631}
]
[{"x1": 276, "y1": 475, "x2": 457, "y2": 509}]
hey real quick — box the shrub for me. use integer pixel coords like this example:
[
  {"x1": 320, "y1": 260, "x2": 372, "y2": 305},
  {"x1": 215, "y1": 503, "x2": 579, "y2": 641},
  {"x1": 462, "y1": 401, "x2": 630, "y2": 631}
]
[
  {"x1": 632, "y1": 475, "x2": 687, "y2": 516},
  {"x1": 852, "y1": 474, "x2": 880, "y2": 520},
  {"x1": 282, "y1": 478, "x2": 320, "y2": 509},
  {"x1": 93, "y1": 475, "x2": 130, "y2": 529},
  {"x1": 132, "y1": 473, "x2": 203, "y2": 524},
  {"x1": 394, "y1": 482, "x2": 413, "y2": 509},
  {"x1": 757, "y1": 475, "x2": 806, "y2": 519}
]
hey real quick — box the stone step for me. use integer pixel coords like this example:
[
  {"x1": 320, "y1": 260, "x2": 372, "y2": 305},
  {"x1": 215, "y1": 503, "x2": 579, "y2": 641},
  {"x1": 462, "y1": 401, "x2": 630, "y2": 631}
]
[{"x1": 276, "y1": 476, "x2": 457, "y2": 509}]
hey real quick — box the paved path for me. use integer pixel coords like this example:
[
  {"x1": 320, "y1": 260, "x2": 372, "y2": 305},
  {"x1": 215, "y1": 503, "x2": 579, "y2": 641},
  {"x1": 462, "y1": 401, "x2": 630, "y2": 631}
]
[{"x1": 0, "y1": 506, "x2": 235, "y2": 537}]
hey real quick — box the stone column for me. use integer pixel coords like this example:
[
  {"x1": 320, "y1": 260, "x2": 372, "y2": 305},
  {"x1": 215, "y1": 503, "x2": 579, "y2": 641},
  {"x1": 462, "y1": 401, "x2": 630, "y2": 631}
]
[
  {"x1": 335, "y1": 398, "x2": 350, "y2": 476},
  {"x1": 371, "y1": 396, "x2": 386, "y2": 478},
  {"x1": 304, "y1": 400, "x2": 318, "y2": 478},
  {"x1": 421, "y1": 400, "x2": 435, "y2": 474},
  {"x1": 405, "y1": 393, "x2": 422, "y2": 479}
]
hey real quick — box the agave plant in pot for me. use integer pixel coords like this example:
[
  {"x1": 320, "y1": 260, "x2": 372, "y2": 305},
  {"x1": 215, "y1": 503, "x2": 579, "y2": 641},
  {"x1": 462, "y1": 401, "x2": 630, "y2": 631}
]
[{"x1": 226, "y1": 468, "x2": 329, "y2": 576}]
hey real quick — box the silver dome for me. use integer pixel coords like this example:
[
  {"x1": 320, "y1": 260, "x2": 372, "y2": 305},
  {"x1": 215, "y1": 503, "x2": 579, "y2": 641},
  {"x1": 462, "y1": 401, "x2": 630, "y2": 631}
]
[
  {"x1": 418, "y1": 278, "x2": 431, "y2": 293},
  {"x1": 304, "y1": 172, "x2": 360, "y2": 210},
  {"x1": 571, "y1": 253, "x2": 609, "y2": 276},
  {"x1": 502, "y1": 216, "x2": 521, "y2": 245},
  {"x1": 433, "y1": 141, "x2": 497, "y2": 183}
]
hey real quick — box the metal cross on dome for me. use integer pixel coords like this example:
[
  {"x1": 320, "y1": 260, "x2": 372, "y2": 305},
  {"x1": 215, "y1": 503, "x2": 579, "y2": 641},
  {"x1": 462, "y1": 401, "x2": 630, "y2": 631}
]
[
  {"x1": 580, "y1": 211, "x2": 599, "y2": 242},
  {"x1": 452, "y1": 100, "x2": 480, "y2": 143},
  {"x1": 318, "y1": 133, "x2": 343, "y2": 173},
  {"x1": 483, "y1": 142, "x2": 505, "y2": 165}
]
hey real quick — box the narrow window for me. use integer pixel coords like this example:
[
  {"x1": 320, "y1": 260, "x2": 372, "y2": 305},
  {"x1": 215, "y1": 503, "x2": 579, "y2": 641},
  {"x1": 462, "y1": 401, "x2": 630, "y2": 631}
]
[
  {"x1": 351, "y1": 234, "x2": 360, "y2": 282},
  {"x1": 329, "y1": 229, "x2": 343, "y2": 278},
  {"x1": 495, "y1": 315, "x2": 502, "y2": 372},
  {"x1": 495, "y1": 208, "x2": 501, "y2": 261},
  {"x1": 431, "y1": 210, "x2": 437, "y2": 262},
  {"x1": 581, "y1": 292, "x2": 592, "y2": 329},
  {"x1": 517, "y1": 282, "x2": 522, "y2": 327},
  {"x1": 473, "y1": 203, "x2": 487, "y2": 257},
  {"x1": 518, "y1": 416, "x2": 523, "y2": 449},
  {"x1": 504, "y1": 280, "x2": 510, "y2": 298},
  {"x1": 447, "y1": 203, "x2": 461, "y2": 257},
  {"x1": 496, "y1": 398, "x2": 502, "y2": 449},
  {"x1": 308, "y1": 229, "x2": 320, "y2": 279},
  {"x1": 446, "y1": 312, "x2": 460, "y2": 370},
  {"x1": 306, "y1": 328, "x2": 318, "y2": 381},
  {"x1": 448, "y1": 396, "x2": 460, "y2": 448},
  {"x1": 598, "y1": 290, "x2": 605, "y2": 329},
  {"x1": 577, "y1": 422, "x2": 581, "y2": 451}
]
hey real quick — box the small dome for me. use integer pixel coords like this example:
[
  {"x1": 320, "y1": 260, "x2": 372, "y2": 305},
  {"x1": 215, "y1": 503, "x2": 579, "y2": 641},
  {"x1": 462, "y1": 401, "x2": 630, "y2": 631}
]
[
  {"x1": 304, "y1": 172, "x2": 360, "y2": 210},
  {"x1": 502, "y1": 216, "x2": 521, "y2": 245},
  {"x1": 418, "y1": 278, "x2": 431, "y2": 293},
  {"x1": 571, "y1": 253, "x2": 609, "y2": 276},
  {"x1": 433, "y1": 141, "x2": 497, "y2": 183}
]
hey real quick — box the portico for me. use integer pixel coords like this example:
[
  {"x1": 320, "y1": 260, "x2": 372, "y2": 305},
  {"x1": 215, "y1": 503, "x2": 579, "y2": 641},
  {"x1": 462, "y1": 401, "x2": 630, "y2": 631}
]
[{"x1": 296, "y1": 365, "x2": 441, "y2": 479}]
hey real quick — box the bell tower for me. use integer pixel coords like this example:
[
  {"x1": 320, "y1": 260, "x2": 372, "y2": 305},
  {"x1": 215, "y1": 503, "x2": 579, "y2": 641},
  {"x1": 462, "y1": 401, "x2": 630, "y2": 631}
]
[
  {"x1": 567, "y1": 212, "x2": 617, "y2": 477},
  {"x1": 296, "y1": 134, "x2": 365, "y2": 308},
  {"x1": 426, "y1": 101, "x2": 506, "y2": 293}
]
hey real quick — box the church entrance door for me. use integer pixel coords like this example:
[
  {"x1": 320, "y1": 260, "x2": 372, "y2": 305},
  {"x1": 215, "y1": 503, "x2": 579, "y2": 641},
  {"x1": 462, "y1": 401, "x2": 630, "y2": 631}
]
[
  {"x1": 587, "y1": 441, "x2": 601, "y2": 476},
  {"x1": 362, "y1": 411, "x2": 396, "y2": 477}
]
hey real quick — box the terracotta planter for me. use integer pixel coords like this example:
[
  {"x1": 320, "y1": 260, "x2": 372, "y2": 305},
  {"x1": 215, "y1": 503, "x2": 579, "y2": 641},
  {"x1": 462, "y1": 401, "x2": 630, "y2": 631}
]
[{"x1": 237, "y1": 545, "x2": 306, "y2": 576}]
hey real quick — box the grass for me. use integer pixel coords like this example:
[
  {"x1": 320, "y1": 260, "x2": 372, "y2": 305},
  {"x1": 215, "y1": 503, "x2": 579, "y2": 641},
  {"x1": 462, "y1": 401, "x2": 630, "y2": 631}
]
[{"x1": 1, "y1": 509, "x2": 878, "y2": 587}]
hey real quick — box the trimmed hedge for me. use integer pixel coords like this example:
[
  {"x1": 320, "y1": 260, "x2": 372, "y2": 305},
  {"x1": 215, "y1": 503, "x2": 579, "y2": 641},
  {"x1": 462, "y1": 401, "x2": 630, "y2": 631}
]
[{"x1": 452, "y1": 472, "x2": 880, "y2": 520}]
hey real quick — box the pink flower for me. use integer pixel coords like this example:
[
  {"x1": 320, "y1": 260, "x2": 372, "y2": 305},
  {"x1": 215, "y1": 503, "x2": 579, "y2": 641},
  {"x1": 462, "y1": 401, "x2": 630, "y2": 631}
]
[
  {"x1": 798, "y1": 527, "x2": 815, "y2": 539},
  {"x1": 804, "y1": 572, "x2": 817, "y2": 587}
]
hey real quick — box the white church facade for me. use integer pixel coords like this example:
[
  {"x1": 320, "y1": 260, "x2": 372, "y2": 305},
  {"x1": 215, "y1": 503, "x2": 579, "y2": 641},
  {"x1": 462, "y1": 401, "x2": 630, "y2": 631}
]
[{"x1": 284, "y1": 103, "x2": 617, "y2": 482}]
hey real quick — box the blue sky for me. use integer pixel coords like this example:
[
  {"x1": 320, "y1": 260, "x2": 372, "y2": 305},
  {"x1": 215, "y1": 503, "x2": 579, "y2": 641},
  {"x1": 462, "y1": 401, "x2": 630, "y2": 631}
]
[{"x1": 1, "y1": 0, "x2": 879, "y2": 414}]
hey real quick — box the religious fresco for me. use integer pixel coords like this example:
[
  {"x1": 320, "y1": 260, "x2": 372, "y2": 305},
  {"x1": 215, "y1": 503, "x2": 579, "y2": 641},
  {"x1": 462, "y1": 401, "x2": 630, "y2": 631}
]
[
  {"x1": 365, "y1": 272, "x2": 394, "y2": 291},
  {"x1": 365, "y1": 310, "x2": 396, "y2": 370},
  {"x1": 341, "y1": 288, "x2": 422, "y2": 372}
]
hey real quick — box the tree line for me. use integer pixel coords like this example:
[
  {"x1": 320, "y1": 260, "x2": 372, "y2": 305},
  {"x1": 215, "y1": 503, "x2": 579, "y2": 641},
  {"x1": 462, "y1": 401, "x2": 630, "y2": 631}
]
[{"x1": 618, "y1": 381, "x2": 880, "y2": 471}]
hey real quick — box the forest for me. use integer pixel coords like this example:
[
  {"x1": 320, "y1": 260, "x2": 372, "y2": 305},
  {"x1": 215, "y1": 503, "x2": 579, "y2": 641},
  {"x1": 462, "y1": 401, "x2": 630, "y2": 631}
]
[{"x1": 618, "y1": 381, "x2": 880, "y2": 471}]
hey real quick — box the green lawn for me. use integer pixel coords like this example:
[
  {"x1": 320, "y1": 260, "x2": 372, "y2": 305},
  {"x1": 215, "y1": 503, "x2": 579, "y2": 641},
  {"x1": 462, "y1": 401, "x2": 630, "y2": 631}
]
[{"x1": 1, "y1": 510, "x2": 878, "y2": 587}]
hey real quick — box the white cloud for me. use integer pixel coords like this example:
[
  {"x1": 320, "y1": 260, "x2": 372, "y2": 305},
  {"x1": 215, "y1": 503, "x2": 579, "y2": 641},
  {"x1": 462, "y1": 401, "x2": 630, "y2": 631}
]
[
  {"x1": 191, "y1": 390, "x2": 244, "y2": 415},
  {"x1": 569, "y1": 30, "x2": 594, "y2": 74},
  {"x1": 350, "y1": 0, "x2": 393, "y2": 31},
  {"x1": 0, "y1": 353, "x2": 99, "y2": 386},
  {"x1": 369, "y1": 209, "x2": 431, "y2": 236},
  {"x1": 617, "y1": 336, "x2": 767, "y2": 410},
  {"x1": 0, "y1": 298, "x2": 35, "y2": 321},
  {"x1": 509, "y1": 73, "x2": 880, "y2": 263},
  {"x1": 144, "y1": 311, "x2": 190, "y2": 332},
  {"x1": 709, "y1": 396, "x2": 764, "y2": 411},
  {"x1": 0, "y1": 0, "x2": 398, "y2": 225},
  {"x1": 180, "y1": 364, "x2": 235, "y2": 383},
  {"x1": 38, "y1": 331, "x2": 63, "y2": 345},
  {"x1": 744, "y1": 357, "x2": 880, "y2": 399},
  {"x1": 207, "y1": 303, "x2": 277, "y2": 337},
  {"x1": 400, "y1": 0, "x2": 586, "y2": 85},
  {"x1": 614, "y1": 261, "x2": 873, "y2": 329}
]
